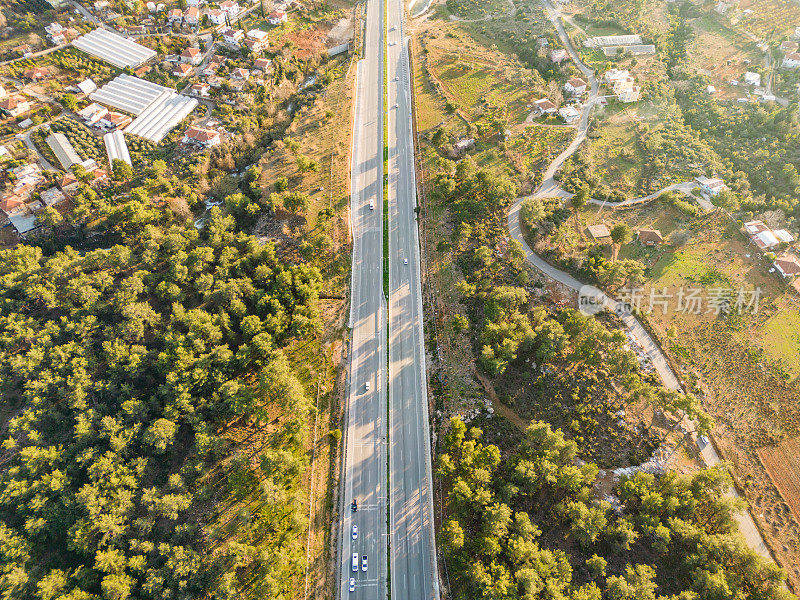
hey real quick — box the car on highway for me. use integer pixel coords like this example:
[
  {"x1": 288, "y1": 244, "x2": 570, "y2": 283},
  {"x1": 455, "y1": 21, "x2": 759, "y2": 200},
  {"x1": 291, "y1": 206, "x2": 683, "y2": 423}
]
[
  {"x1": 352, "y1": 553, "x2": 358, "y2": 572},
  {"x1": 394, "y1": 76, "x2": 399, "y2": 81},
  {"x1": 389, "y1": 41, "x2": 396, "y2": 46},
  {"x1": 361, "y1": 555, "x2": 368, "y2": 571},
  {"x1": 365, "y1": 381, "x2": 370, "y2": 391},
  {"x1": 393, "y1": 104, "x2": 398, "y2": 108},
  {"x1": 403, "y1": 258, "x2": 408, "y2": 265},
  {"x1": 349, "y1": 578, "x2": 355, "y2": 593},
  {"x1": 352, "y1": 525, "x2": 358, "y2": 540},
  {"x1": 369, "y1": 199, "x2": 375, "y2": 210},
  {"x1": 351, "y1": 499, "x2": 358, "y2": 512}
]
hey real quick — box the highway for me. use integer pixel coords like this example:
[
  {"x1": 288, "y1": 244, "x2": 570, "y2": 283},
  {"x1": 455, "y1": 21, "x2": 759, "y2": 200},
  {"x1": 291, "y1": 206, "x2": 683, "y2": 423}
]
[
  {"x1": 338, "y1": 0, "x2": 438, "y2": 597},
  {"x1": 337, "y1": 0, "x2": 387, "y2": 598},
  {"x1": 386, "y1": 0, "x2": 439, "y2": 598}
]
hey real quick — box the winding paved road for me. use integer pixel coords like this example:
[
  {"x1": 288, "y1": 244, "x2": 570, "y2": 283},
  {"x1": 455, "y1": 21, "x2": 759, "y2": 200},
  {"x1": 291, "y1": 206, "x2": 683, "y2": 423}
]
[{"x1": 507, "y1": 0, "x2": 772, "y2": 562}]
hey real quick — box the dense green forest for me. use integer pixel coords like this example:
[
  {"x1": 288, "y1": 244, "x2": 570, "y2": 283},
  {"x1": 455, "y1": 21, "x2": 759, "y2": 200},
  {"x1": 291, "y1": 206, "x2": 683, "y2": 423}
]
[
  {"x1": 0, "y1": 210, "x2": 320, "y2": 599},
  {"x1": 439, "y1": 417, "x2": 793, "y2": 600}
]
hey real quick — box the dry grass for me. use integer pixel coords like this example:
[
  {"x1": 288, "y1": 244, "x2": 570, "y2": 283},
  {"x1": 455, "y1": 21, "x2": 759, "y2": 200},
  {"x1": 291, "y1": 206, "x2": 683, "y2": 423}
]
[{"x1": 758, "y1": 438, "x2": 800, "y2": 526}]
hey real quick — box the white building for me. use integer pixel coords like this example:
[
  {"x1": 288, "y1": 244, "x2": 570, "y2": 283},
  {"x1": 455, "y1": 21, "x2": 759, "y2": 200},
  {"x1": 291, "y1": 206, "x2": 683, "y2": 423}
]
[
  {"x1": 78, "y1": 102, "x2": 108, "y2": 124},
  {"x1": 220, "y1": 0, "x2": 240, "y2": 15},
  {"x1": 564, "y1": 77, "x2": 587, "y2": 95},
  {"x1": 268, "y1": 10, "x2": 288, "y2": 24},
  {"x1": 782, "y1": 52, "x2": 800, "y2": 68},
  {"x1": 695, "y1": 176, "x2": 726, "y2": 196},
  {"x1": 183, "y1": 125, "x2": 221, "y2": 147},
  {"x1": 222, "y1": 27, "x2": 244, "y2": 46},
  {"x1": 206, "y1": 8, "x2": 226, "y2": 24},
  {"x1": 559, "y1": 106, "x2": 580, "y2": 123},
  {"x1": 743, "y1": 71, "x2": 761, "y2": 86}
]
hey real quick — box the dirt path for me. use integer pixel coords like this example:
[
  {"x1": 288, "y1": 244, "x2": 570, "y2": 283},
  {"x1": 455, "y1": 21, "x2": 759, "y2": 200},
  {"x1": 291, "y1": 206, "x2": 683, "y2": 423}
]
[{"x1": 470, "y1": 364, "x2": 528, "y2": 431}]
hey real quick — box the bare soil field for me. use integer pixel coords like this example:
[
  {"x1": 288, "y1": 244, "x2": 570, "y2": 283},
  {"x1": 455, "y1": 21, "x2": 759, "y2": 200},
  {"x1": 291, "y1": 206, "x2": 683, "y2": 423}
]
[{"x1": 758, "y1": 438, "x2": 800, "y2": 526}]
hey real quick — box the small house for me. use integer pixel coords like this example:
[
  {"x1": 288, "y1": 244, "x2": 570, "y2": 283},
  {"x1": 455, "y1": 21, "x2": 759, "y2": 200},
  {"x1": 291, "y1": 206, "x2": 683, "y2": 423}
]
[
  {"x1": 181, "y1": 47, "x2": 203, "y2": 65},
  {"x1": 558, "y1": 106, "x2": 580, "y2": 123},
  {"x1": 77, "y1": 78, "x2": 97, "y2": 95},
  {"x1": 230, "y1": 68, "x2": 250, "y2": 80},
  {"x1": 564, "y1": 77, "x2": 587, "y2": 95},
  {"x1": 183, "y1": 126, "x2": 221, "y2": 147},
  {"x1": 783, "y1": 52, "x2": 800, "y2": 68},
  {"x1": 586, "y1": 224, "x2": 611, "y2": 240},
  {"x1": 184, "y1": 6, "x2": 200, "y2": 25},
  {"x1": 40, "y1": 187, "x2": 66, "y2": 207},
  {"x1": 695, "y1": 176, "x2": 726, "y2": 196},
  {"x1": 78, "y1": 102, "x2": 108, "y2": 125},
  {"x1": 99, "y1": 112, "x2": 132, "y2": 130},
  {"x1": 743, "y1": 71, "x2": 761, "y2": 86},
  {"x1": 533, "y1": 98, "x2": 557, "y2": 115},
  {"x1": 0, "y1": 97, "x2": 31, "y2": 117},
  {"x1": 173, "y1": 63, "x2": 193, "y2": 78},
  {"x1": 268, "y1": 10, "x2": 288, "y2": 24},
  {"x1": 222, "y1": 27, "x2": 244, "y2": 46},
  {"x1": 638, "y1": 228, "x2": 663, "y2": 246},
  {"x1": 245, "y1": 29, "x2": 269, "y2": 53},
  {"x1": 774, "y1": 256, "x2": 800, "y2": 278},
  {"x1": 206, "y1": 8, "x2": 226, "y2": 24},
  {"x1": 167, "y1": 8, "x2": 183, "y2": 23},
  {"x1": 550, "y1": 48, "x2": 568, "y2": 63},
  {"x1": 220, "y1": 0, "x2": 240, "y2": 14}
]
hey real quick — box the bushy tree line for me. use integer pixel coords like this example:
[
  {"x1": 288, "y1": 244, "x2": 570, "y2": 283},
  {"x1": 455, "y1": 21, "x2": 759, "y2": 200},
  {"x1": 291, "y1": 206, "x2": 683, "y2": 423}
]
[
  {"x1": 439, "y1": 417, "x2": 792, "y2": 600},
  {"x1": 0, "y1": 209, "x2": 321, "y2": 599}
]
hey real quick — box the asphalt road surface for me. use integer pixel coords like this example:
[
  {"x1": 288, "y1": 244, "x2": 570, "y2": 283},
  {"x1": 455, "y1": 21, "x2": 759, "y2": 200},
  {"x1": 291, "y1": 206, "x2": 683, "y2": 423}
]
[
  {"x1": 386, "y1": 0, "x2": 439, "y2": 598},
  {"x1": 338, "y1": 0, "x2": 387, "y2": 597}
]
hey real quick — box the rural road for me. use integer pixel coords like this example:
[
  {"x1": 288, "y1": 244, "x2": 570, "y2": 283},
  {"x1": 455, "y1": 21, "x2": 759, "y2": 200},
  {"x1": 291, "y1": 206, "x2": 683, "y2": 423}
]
[
  {"x1": 337, "y1": 0, "x2": 387, "y2": 597},
  {"x1": 387, "y1": 0, "x2": 439, "y2": 597},
  {"x1": 507, "y1": 0, "x2": 773, "y2": 563}
]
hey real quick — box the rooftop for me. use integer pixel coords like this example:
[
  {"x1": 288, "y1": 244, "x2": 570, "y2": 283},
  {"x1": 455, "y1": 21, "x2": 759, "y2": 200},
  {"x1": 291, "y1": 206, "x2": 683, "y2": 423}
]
[{"x1": 73, "y1": 28, "x2": 157, "y2": 69}]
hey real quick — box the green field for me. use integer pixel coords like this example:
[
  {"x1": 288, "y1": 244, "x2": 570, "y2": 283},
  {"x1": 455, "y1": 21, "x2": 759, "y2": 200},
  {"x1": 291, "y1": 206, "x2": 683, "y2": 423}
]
[{"x1": 761, "y1": 309, "x2": 800, "y2": 377}]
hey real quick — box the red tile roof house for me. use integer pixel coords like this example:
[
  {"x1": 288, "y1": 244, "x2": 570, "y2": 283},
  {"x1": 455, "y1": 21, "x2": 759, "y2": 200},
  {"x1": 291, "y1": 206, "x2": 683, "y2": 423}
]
[
  {"x1": 168, "y1": 8, "x2": 183, "y2": 23},
  {"x1": 774, "y1": 255, "x2": 800, "y2": 278},
  {"x1": 268, "y1": 10, "x2": 288, "y2": 24},
  {"x1": 0, "y1": 195, "x2": 26, "y2": 217},
  {"x1": 183, "y1": 126, "x2": 221, "y2": 147},
  {"x1": 564, "y1": 77, "x2": 587, "y2": 95},
  {"x1": 184, "y1": 6, "x2": 200, "y2": 25},
  {"x1": 532, "y1": 98, "x2": 557, "y2": 115},
  {"x1": 0, "y1": 97, "x2": 31, "y2": 117},
  {"x1": 230, "y1": 68, "x2": 250, "y2": 80},
  {"x1": 23, "y1": 67, "x2": 49, "y2": 81},
  {"x1": 173, "y1": 63, "x2": 193, "y2": 78},
  {"x1": 181, "y1": 47, "x2": 203, "y2": 65}
]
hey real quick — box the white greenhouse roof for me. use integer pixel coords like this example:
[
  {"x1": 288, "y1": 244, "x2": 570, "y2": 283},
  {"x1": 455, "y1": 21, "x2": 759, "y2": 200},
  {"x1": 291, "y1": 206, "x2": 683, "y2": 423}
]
[
  {"x1": 73, "y1": 28, "x2": 156, "y2": 69},
  {"x1": 90, "y1": 74, "x2": 171, "y2": 115},
  {"x1": 126, "y1": 93, "x2": 198, "y2": 143},
  {"x1": 104, "y1": 130, "x2": 132, "y2": 167}
]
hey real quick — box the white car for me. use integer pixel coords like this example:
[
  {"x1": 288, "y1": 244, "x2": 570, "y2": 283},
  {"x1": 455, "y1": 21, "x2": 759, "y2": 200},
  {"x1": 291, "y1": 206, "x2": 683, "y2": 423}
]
[
  {"x1": 369, "y1": 199, "x2": 375, "y2": 210},
  {"x1": 361, "y1": 555, "x2": 368, "y2": 571},
  {"x1": 352, "y1": 525, "x2": 358, "y2": 540},
  {"x1": 352, "y1": 553, "x2": 358, "y2": 572},
  {"x1": 365, "y1": 381, "x2": 370, "y2": 391},
  {"x1": 395, "y1": 76, "x2": 399, "y2": 81},
  {"x1": 389, "y1": 41, "x2": 397, "y2": 46},
  {"x1": 349, "y1": 578, "x2": 355, "y2": 592},
  {"x1": 393, "y1": 103, "x2": 398, "y2": 108}
]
